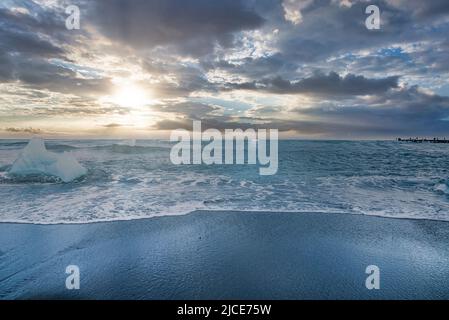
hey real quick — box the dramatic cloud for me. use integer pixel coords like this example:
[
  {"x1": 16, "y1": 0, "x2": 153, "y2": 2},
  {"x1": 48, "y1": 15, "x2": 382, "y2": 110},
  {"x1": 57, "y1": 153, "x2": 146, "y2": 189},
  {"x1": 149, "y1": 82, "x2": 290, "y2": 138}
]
[
  {"x1": 292, "y1": 87, "x2": 449, "y2": 137},
  {"x1": 152, "y1": 88, "x2": 449, "y2": 138},
  {"x1": 1, "y1": 0, "x2": 449, "y2": 138},
  {"x1": 228, "y1": 72, "x2": 399, "y2": 96},
  {"x1": 91, "y1": 0, "x2": 264, "y2": 56}
]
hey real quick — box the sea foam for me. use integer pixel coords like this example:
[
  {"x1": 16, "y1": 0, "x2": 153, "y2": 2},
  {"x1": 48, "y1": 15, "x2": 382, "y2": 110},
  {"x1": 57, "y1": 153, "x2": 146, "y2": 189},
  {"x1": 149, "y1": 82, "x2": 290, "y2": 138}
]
[
  {"x1": 434, "y1": 182, "x2": 449, "y2": 195},
  {"x1": 9, "y1": 138, "x2": 87, "y2": 182}
]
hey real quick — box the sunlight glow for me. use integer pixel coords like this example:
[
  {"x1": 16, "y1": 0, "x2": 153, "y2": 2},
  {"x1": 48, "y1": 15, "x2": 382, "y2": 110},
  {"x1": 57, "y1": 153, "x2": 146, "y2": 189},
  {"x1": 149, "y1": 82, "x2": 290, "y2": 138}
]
[
  {"x1": 110, "y1": 83, "x2": 153, "y2": 108},
  {"x1": 113, "y1": 85, "x2": 147, "y2": 108}
]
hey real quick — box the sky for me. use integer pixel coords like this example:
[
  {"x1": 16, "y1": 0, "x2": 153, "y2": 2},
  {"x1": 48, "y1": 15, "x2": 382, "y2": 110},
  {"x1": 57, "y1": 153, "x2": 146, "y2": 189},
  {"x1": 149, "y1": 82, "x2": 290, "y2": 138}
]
[{"x1": 0, "y1": 0, "x2": 449, "y2": 139}]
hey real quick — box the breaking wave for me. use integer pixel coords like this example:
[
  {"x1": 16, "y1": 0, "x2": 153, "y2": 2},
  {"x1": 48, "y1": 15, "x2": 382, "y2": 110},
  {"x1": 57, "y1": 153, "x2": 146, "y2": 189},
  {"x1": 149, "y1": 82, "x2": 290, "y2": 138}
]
[{"x1": 0, "y1": 139, "x2": 448, "y2": 224}]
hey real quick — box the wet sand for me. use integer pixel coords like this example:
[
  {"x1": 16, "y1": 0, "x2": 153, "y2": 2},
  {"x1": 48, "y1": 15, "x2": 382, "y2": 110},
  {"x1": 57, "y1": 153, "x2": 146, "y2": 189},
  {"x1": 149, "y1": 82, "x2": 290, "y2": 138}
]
[{"x1": 1, "y1": 211, "x2": 449, "y2": 299}]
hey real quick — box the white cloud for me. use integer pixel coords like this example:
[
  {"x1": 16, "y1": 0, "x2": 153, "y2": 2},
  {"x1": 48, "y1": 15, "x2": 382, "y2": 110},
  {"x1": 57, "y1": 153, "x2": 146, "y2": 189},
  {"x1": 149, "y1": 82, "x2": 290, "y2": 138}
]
[{"x1": 282, "y1": 0, "x2": 313, "y2": 25}]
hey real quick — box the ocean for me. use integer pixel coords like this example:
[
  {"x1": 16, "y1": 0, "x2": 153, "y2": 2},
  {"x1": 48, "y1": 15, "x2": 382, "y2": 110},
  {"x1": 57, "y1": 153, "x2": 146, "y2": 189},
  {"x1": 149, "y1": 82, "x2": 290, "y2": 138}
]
[{"x1": 1, "y1": 139, "x2": 449, "y2": 224}]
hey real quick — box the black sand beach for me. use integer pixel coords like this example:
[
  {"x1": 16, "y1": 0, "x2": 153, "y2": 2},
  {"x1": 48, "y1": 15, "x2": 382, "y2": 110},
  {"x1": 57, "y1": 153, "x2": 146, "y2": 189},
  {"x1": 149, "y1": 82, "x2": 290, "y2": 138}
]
[{"x1": 1, "y1": 211, "x2": 449, "y2": 299}]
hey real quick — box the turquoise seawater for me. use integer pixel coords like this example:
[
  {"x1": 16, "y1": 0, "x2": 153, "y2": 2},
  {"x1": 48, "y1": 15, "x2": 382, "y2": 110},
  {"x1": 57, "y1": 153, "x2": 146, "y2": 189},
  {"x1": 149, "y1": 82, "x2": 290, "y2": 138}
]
[{"x1": 0, "y1": 140, "x2": 448, "y2": 223}]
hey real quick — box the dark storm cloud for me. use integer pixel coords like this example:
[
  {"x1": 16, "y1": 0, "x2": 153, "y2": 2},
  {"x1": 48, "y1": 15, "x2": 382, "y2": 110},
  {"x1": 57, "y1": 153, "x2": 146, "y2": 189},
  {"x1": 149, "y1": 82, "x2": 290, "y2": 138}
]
[
  {"x1": 276, "y1": 1, "x2": 414, "y2": 63},
  {"x1": 6, "y1": 56, "x2": 113, "y2": 96},
  {"x1": 293, "y1": 87, "x2": 449, "y2": 136},
  {"x1": 0, "y1": 3, "x2": 107, "y2": 97},
  {"x1": 228, "y1": 72, "x2": 399, "y2": 96},
  {"x1": 207, "y1": 0, "x2": 449, "y2": 80},
  {"x1": 0, "y1": 2, "x2": 82, "y2": 59},
  {"x1": 91, "y1": 0, "x2": 264, "y2": 56},
  {"x1": 0, "y1": 6, "x2": 65, "y2": 82},
  {"x1": 0, "y1": 4, "x2": 68, "y2": 40},
  {"x1": 0, "y1": 27, "x2": 64, "y2": 58},
  {"x1": 201, "y1": 54, "x2": 295, "y2": 79}
]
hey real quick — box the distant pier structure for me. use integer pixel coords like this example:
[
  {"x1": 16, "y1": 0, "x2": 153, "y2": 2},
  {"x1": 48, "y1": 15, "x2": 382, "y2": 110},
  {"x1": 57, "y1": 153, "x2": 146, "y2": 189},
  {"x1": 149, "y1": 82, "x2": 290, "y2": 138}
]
[{"x1": 397, "y1": 137, "x2": 449, "y2": 143}]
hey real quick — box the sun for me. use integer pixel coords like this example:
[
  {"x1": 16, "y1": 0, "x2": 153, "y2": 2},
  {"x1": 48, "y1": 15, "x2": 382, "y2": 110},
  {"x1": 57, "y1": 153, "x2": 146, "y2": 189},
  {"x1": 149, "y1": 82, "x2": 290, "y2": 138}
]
[{"x1": 111, "y1": 83, "x2": 151, "y2": 108}]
